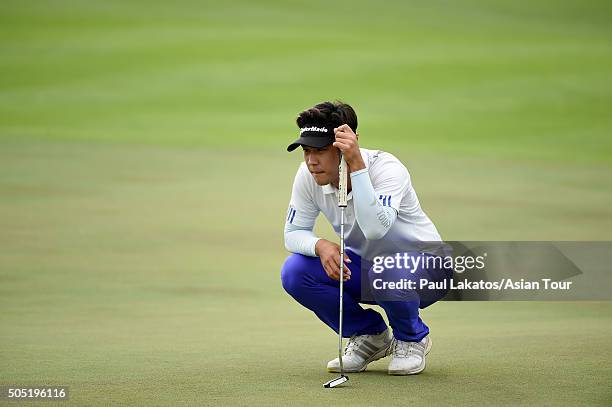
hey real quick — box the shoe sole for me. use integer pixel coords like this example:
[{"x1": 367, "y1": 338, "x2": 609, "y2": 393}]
[
  {"x1": 327, "y1": 340, "x2": 393, "y2": 373},
  {"x1": 388, "y1": 336, "x2": 432, "y2": 376}
]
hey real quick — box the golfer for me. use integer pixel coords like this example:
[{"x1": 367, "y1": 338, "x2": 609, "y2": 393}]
[{"x1": 281, "y1": 101, "x2": 453, "y2": 375}]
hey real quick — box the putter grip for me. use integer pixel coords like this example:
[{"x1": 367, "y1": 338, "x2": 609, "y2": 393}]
[{"x1": 338, "y1": 155, "x2": 348, "y2": 207}]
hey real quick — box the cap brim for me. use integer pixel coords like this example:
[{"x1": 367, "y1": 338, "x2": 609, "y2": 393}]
[{"x1": 287, "y1": 136, "x2": 333, "y2": 152}]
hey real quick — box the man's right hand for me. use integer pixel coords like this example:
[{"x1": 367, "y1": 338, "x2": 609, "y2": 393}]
[{"x1": 315, "y1": 239, "x2": 352, "y2": 281}]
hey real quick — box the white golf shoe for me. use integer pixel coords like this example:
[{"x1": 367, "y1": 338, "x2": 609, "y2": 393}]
[
  {"x1": 387, "y1": 336, "x2": 432, "y2": 375},
  {"x1": 327, "y1": 329, "x2": 393, "y2": 373}
]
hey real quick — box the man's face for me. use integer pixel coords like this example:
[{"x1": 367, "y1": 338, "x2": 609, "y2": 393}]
[{"x1": 302, "y1": 144, "x2": 340, "y2": 186}]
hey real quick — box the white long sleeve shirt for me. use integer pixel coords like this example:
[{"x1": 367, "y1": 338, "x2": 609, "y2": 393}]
[{"x1": 284, "y1": 148, "x2": 441, "y2": 257}]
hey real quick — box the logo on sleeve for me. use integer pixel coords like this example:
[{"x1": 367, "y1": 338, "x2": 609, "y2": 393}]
[
  {"x1": 378, "y1": 195, "x2": 392, "y2": 207},
  {"x1": 287, "y1": 206, "x2": 297, "y2": 224}
]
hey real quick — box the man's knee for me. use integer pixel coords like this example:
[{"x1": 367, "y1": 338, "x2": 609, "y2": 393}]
[
  {"x1": 281, "y1": 253, "x2": 314, "y2": 296},
  {"x1": 366, "y1": 262, "x2": 419, "y2": 302},
  {"x1": 366, "y1": 264, "x2": 379, "y2": 283}
]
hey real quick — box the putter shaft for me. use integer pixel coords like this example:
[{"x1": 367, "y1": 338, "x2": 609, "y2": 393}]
[
  {"x1": 339, "y1": 207, "x2": 345, "y2": 375},
  {"x1": 323, "y1": 154, "x2": 349, "y2": 389}
]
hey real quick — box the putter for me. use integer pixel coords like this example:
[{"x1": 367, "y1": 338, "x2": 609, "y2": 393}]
[{"x1": 323, "y1": 154, "x2": 349, "y2": 389}]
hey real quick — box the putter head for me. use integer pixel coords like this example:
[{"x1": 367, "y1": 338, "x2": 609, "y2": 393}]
[{"x1": 323, "y1": 374, "x2": 349, "y2": 388}]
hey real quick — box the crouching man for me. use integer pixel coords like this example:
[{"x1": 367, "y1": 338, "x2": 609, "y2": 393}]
[{"x1": 281, "y1": 100, "x2": 453, "y2": 375}]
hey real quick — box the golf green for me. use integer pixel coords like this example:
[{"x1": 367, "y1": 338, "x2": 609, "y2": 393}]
[{"x1": 1, "y1": 0, "x2": 611, "y2": 405}]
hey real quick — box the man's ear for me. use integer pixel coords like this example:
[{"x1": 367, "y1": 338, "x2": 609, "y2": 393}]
[{"x1": 356, "y1": 132, "x2": 359, "y2": 140}]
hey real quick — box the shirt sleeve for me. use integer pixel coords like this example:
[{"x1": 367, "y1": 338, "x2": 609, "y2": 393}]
[
  {"x1": 283, "y1": 165, "x2": 321, "y2": 256},
  {"x1": 350, "y1": 168, "x2": 398, "y2": 240},
  {"x1": 367, "y1": 154, "x2": 411, "y2": 213}
]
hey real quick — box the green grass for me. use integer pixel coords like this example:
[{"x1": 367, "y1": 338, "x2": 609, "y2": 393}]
[
  {"x1": 1, "y1": 141, "x2": 611, "y2": 406},
  {"x1": 2, "y1": 0, "x2": 612, "y2": 163},
  {"x1": 1, "y1": 0, "x2": 612, "y2": 405}
]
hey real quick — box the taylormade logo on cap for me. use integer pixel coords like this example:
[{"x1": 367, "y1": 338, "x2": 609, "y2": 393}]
[{"x1": 300, "y1": 126, "x2": 329, "y2": 135}]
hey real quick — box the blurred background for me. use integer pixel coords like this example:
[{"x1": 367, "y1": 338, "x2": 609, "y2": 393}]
[{"x1": 1, "y1": 1, "x2": 611, "y2": 405}]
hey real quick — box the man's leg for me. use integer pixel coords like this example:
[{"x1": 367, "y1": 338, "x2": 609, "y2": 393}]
[
  {"x1": 367, "y1": 269, "x2": 428, "y2": 342},
  {"x1": 365, "y1": 252, "x2": 453, "y2": 374},
  {"x1": 365, "y1": 252, "x2": 452, "y2": 341},
  {"x1": 281, "y1": 251, "x2": 387, "y2": 337}
]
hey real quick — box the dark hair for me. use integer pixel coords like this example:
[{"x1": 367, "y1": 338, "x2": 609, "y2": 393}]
[{"x1": 296, "y1": 100, "x2": 358, "y2": 133}]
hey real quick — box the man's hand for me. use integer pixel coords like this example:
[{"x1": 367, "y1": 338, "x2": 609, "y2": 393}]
[
  {"x1": 333, "y1": 124, "x2": 366, "y2": 172},
  {"x1": 315, "y1": 239, "x2": 352, "y2": 281}
]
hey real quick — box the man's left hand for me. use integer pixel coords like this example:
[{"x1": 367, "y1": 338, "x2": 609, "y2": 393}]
[{"x1": 333, "y1": 124, "x2": 366, "y2": 172}]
